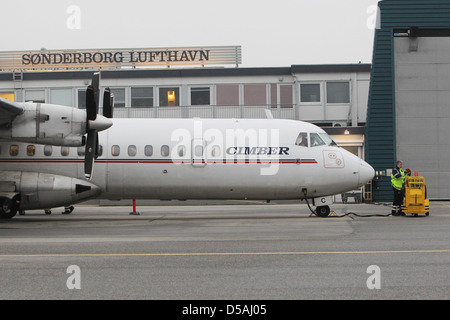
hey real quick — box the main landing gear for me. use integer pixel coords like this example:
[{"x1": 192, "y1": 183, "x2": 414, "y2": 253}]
[
  {"x1": 44, "y1": 206, "x2": 75, "y2": 215},
  {"x1": 0, "y1": 196, "x2": 20, "y2": 220}
]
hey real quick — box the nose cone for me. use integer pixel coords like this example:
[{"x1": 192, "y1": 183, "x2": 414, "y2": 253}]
[{"x1": 359, "y1": 160, "x2": 375, "y2": 186}]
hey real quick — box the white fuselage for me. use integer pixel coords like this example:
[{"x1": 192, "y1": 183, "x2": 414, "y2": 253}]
[{"x1": 0, "y1": 118, "x2": 374, "y2": 207}]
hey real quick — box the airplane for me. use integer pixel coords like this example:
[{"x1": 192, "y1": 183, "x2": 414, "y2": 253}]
[{"x1": 0, "y1": 73, "x2": 375, "y2": 219}]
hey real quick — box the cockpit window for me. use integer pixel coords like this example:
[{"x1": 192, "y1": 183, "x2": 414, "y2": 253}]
[
  {"x1": 319, "y1": 133, "x2": 338, "y2": 146},
  {"x1": 310, "y1": 133, "x2": 326, "y2": 147},
  {"x1": 309, "y1": 132, "x2": 338, "y2": 147},
  {"x1": 295, "y1": 132, "x2": 308, "y2": 147}
]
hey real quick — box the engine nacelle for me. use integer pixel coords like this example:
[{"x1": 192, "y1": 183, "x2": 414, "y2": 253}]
[
  {"x1": 0, "y1": 171, "x2": 102, "y2": 210},
  {"x1": 1, "y1": 103, "x2": 87, "y2": 146}
]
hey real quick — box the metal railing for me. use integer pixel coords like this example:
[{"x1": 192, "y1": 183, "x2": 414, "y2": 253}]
[{"x1": 106, "y1": 105, "x2": 298, "y2": 119}]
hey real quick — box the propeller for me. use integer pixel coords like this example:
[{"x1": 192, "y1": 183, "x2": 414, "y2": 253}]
[
  {"x1": 103, "y1": 87, "x2": 114, "y2": 119},
  {"x1": 84, "y1": 72, "x2": 114, "y2": 180}
]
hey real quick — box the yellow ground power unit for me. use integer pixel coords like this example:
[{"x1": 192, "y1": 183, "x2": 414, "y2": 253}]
[{"x1": 401, "y1": 176, "x2": 430, "y2": 216}]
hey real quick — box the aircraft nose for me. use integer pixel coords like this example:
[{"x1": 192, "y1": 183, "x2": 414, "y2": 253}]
[{"x1": 359, "y1": 160, "x2": 375, "y2": 186}]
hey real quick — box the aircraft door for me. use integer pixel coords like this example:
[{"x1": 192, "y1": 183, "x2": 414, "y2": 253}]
[{"x1": 191, "y1": 139, "x2": 206, "y2": 167}]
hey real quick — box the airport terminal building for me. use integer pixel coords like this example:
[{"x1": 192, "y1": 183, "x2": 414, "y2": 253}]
[{"x1": 0, "y1": 47, "x2": 371, "y2": 164}]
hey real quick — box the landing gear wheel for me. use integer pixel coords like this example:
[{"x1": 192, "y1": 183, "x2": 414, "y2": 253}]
[
  {"x1": 0, "y1": 196, "x2": 19, "y2": 220},
  {"x1": 316, "y1": 205, "x2": 331, "y2": 217},
  {"x1": 62, "y1": 206, "x2": 74, "y2": 214}
]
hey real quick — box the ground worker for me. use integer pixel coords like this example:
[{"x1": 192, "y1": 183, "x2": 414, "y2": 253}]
[{"x1": 391, "y1": 160, "x2": 411, "y2": 215}]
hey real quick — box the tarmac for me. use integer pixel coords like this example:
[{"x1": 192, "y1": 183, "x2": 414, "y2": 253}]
[{"x1": 0, "y1": 201, "x2": 449, "y2": 301}]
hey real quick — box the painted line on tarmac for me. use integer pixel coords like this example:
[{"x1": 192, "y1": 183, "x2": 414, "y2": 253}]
[{"x1": 0, "y1": 249, "x2": 449, "y2": 258}]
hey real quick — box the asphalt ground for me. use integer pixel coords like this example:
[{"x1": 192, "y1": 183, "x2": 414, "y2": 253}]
[{"x1": 0, "y1": 201, "x2": 449, "y2": 303}]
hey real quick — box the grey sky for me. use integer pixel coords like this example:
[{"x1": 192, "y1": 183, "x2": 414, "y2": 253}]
[{"x1": 1, "y1": 0, "x2": 379, "y2": 67}]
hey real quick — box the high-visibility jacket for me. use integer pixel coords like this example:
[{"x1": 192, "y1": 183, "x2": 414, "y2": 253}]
[{"x1": 391, "y1": 167, "x2": 406, "y2": 190}]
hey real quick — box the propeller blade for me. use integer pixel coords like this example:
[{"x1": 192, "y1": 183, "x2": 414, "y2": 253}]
[
  {"x1": 94, "y1": 132, "x2": 99, "y2": 160},
  {"x1": 84, "y1": 72, "x2": 108, "y2": 180},
  {"x1": 103, "y1": 87, "x2": 114, "y2": 118},
  {"x1": 91, "y1": 72, "x2": 100, "y2": 107},
  {"x1": 84, "y1": 129, "x2": 97, "y2": 180},
  {"x1": 86, "y1": 85, "x2": 97, "y2": 121},
  {"x1": 86, "y1": 72, "x2": 100, "y2": 121},
  {"x1": 110, "y1": 94, "x2": 114, "y2": 113}
]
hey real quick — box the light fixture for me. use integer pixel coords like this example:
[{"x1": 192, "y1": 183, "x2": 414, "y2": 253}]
[
  {"x1": 167, "y1": 90, "x2": 176, "y2": 106},
  {"x1": 344, "y1": 129, "x2": 350, "y2": 135}
]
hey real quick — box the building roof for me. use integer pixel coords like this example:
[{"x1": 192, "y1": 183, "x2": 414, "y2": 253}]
[{"x1": 0, "y1": 64, "x2": 371, "y2": 82}]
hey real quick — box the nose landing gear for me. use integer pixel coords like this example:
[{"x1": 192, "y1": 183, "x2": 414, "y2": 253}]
[{"x1": 315, "y1": 205, "x2": 331, "y2": 217}]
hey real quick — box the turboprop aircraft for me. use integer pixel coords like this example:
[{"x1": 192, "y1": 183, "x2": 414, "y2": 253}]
[{"x1": 0, "y1": 73, "x2": 374, "y2": 219}]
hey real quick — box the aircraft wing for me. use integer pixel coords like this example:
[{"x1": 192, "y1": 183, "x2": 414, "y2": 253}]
[{"x1": 0, "y1": 97, "x2": 23, "y2": 127}]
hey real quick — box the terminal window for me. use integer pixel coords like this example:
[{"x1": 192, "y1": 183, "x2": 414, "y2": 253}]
[
  {"x1": 25, "y1": 90, "x2": 45, "y2": 103},
  {"x1": 216, "y1": 84, "x2": 239, "y2": 106},
  {"x1": 244, "y1": 84, "x2": 266, "y2": 106},
  {"x1": 131, "y1": 87, "x2": 153, "y2": 108},
  {"x1": 77, "y1": 89, "x2": 86, "y2": 109},
  {"x1": 301, "y1": 84, "x2": 321, "y2": 102},
  {"x1": 270, "y1": 84, "x2": 293, "y2": 108},
  {"x1": 50, "y1": 88, "x2": 72, "y2": 107},
  {"x1": 111, "y1": 88, "x2": 126, "y2": 108},
  {"x1": 327, "y1": 82, "x2": 350, "y2": 104},
  {"x1": 279, "y1": 85, "x2": 293, "y2": 108},
  {"x1": 159, "y1": 88, "x2": 179, "y2": 107},
  {"x1": 191, "y1": 87, "x2": 210, "y2": 106}
]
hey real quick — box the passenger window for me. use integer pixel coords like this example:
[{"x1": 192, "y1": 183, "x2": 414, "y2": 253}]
[
  {"x1": 128, "y1": 145, "x2": 137, "y2": 157},
  {"x1": 144, "y1": 145, "x2": 153, "y2": 157},
  {"x1": 211, "y1": 145, "x2": 221, "y2": 157},
  {"x1": 310, "y1": 133, "x2": 326, "y2": 147},
  {"x1": 112, "y1": 145, "x2": 120, "y2": 156},
  {"x1": 194, "y1": 145, "x2": 204, "y2": 157},
  {"x1": 295, "y1": 132, "x2": 308, "y2": 147},
  {"x1": 44, "y1": 145, "x2": 53, "y2": 156},
  {"x1": 61, "y1": 147, "x2": 70, "y2": 156},
  {"x1": 27, "y1": 145, "x2": 36, "y2": 156},
  {"x1": 97, "y1": 145, "x2": 103, "y2": 157},
  {"x1": 10, "y1": 145, "x2": 19, "y2": 156},
  {"x1": 161, "y1": 145, "x2": 170, "y2": 157},
  {"x1": 178, "y1": 145, "x2": 186, "y2": 157},
  {"x1": 77, "y1": 147, "x2": 85, "y2": 157}
]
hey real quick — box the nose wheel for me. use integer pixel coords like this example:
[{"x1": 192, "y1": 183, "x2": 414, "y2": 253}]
[{"x1": 315, "y1": 205, "x2": 331, "y2": 217}]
